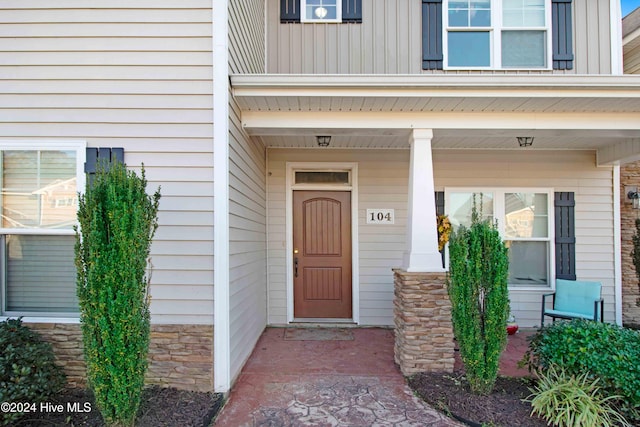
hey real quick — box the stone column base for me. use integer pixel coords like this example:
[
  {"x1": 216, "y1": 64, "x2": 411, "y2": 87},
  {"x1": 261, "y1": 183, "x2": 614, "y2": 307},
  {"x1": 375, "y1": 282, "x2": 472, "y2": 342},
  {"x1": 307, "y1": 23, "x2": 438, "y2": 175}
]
[
  {"x1": 28, "y1": 323, "x2": 214, "y2": 392},
  {"x1": 393, "y1": 269, "x2": 455, "y2": 376}
]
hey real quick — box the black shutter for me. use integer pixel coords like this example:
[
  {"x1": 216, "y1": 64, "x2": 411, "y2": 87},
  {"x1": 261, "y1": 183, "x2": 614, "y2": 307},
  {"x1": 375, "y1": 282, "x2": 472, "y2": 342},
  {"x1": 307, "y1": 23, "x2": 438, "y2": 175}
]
[
  {"x1": 552, "y1": 0, "x2": 574, "y2": 70},
  {"x1": 435, "y1": 191, "x2": 445, "y2": 267},
  {"x1": 342, "y1": 0, "x2": 362, "y2": 23},
  {"x1": 422, "y1": 0, "x2": 443, "y2": 70},
  {"x1": 281, "y1": 0, "x2": 300, "y2": 23},
  {"x1": 555, "y1": 192, "x2": 576, "y2": 280},
  {"x1": 85, "y1": 147, "x2": 125, "y2": 187}
]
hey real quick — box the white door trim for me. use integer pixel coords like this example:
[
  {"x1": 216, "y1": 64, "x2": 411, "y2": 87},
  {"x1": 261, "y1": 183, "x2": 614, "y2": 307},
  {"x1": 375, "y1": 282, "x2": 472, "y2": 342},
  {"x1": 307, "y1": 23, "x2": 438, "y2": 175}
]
[{"x1": 285, "y1": 162, "x2": 360, "y2": 324}]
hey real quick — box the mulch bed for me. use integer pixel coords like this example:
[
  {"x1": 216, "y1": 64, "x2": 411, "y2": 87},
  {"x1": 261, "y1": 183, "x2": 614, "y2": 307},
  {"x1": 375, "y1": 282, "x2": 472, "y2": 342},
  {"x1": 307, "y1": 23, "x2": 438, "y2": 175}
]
[
  {"x1": 408, "y1": 371, "x2": 548, "y2": 427},
  {"x1": 13, "y1": 386, "x2": 224, "y2": 427}
]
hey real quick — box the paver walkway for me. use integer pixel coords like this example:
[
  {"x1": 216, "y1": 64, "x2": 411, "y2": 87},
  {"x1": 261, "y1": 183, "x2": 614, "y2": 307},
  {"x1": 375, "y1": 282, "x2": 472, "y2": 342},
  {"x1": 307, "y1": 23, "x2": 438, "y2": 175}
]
[{"x1": 214, "y1": 327, "x2": 463, "y2": 426}]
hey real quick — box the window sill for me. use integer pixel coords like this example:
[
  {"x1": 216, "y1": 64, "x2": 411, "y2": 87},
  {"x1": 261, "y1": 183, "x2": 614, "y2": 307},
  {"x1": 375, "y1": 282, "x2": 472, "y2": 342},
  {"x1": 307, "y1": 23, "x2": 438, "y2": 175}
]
[{"x1": 0, "y1": 316, "x2": 80, "y2": 324}]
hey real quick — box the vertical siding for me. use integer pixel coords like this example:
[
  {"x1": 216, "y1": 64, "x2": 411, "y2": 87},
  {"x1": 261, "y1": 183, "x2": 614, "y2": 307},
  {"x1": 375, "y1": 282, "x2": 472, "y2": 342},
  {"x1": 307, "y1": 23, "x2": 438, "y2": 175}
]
[
  {"x1": 0, "y1": 1, "x2": 214, "y2": 324},
  {"x1": 266, "y1": 149, "x2": 615, "y2": 328},
  {"x1": 266, "y1": 0, "x2": 613, "y2": 75},
  {"x1": 227, "y1": 0, "x2": 267, "y2": 382}
]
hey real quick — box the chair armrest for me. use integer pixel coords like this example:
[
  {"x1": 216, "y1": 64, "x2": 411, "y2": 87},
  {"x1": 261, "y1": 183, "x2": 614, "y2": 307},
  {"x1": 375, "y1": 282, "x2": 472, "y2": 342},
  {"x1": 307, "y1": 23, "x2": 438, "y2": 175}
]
[{"x1": 594, "y1": 298, "x2": 604, "y2": 322}]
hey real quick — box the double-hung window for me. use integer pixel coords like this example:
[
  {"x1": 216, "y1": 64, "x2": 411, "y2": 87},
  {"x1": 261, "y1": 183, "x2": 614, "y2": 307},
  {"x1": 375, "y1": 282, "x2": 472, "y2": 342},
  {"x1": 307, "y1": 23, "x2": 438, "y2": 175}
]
[
  {"x1": 0, "y1": 142, "x2": 85, "y2": 316},
  {"x1": 446, "y1": 188, "x2": 553, "y2": 288},
  {"x1": 444, "y1": 0, "x2": 550, "y2": 69}
]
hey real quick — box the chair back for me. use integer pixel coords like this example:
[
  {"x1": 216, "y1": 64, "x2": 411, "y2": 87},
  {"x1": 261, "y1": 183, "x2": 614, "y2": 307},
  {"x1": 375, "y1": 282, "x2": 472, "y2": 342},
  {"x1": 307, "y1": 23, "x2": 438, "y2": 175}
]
[{"x1": 555, "y1": 279, "x2": 602, "y2": 318}]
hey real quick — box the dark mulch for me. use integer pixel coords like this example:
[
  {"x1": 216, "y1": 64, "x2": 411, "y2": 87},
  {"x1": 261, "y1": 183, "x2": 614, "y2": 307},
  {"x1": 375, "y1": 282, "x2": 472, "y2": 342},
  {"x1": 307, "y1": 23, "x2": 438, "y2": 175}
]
[
  {"x1": 408, "y1": 371, "x2": 548, "y2": 427},
  {"x1": 12, "y1": 386, "x2": 224, "y2": 427}
]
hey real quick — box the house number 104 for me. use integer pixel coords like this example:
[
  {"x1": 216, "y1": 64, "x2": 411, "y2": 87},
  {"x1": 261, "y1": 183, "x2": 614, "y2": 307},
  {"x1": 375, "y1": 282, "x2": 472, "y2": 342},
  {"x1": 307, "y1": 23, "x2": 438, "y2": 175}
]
[{"x1": 366, "y1": 209, "x2": 394, "y2": 224}]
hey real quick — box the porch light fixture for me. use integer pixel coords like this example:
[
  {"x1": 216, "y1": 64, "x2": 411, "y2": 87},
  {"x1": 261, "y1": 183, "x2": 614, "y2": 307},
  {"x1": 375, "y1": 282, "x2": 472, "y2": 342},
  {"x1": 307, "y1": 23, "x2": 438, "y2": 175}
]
[
  {"x1": 517, "y1": 136, "x2": 534, "y2": 147},
  {"x1": 628, "y1": 187, "x2": 640, "y2": 209},
  {"x1": 316, "y1": 135, "x2": 331, "y2": 147}
]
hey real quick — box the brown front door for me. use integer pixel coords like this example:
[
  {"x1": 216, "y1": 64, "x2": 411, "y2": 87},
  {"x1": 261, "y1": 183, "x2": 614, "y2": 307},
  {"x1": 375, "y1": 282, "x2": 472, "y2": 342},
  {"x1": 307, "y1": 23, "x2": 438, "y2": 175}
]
[{"x1": 293, "y1": 190, "x2": 352, "y2": 319}]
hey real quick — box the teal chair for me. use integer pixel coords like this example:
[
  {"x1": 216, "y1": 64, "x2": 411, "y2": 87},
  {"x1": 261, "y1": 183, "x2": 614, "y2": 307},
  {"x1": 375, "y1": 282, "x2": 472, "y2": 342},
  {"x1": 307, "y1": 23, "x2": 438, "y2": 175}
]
[{"x1": 541, "y1": 279, "x2": 603, "y2": 327}]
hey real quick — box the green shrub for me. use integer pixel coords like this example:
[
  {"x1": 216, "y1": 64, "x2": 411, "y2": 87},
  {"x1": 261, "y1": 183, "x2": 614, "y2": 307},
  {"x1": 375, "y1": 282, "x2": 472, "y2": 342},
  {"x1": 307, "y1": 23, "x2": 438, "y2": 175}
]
[
  {"x1": 75, "y1": 162, "x2": 160, "y2": 427},
  {"x1": 0, "y1": 318, "x2": 66, "y2": 427},
  {"x1": 526, "y1": 365, "x2": 630, "y2": 427},
  {"x1": 446, "y1": 202, "x2": 510, "y2": 395},
  {"x1": 522, "y1": 319, "x2": 640, "y2": 421}
]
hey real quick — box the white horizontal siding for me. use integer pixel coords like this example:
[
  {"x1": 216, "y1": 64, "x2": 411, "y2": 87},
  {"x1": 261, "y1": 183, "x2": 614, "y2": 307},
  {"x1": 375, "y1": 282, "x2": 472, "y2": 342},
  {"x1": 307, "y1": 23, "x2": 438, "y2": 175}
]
[
  {"x1": 0, "y1": 2, "x2": 214, "y2": 324},
  {"x1": 227, "y1": 0, "x2": 267, "y2": 386},
  {"x1": 267, "y1": 148, "x2": 616, "y2": 328}
]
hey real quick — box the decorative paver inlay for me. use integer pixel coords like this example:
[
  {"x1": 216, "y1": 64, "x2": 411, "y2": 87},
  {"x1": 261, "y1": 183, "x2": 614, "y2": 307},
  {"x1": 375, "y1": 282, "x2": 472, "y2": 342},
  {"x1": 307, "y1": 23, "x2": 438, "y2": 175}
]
[{"x1": 247, "y1": 376, "x2": 460, "y2": 427}]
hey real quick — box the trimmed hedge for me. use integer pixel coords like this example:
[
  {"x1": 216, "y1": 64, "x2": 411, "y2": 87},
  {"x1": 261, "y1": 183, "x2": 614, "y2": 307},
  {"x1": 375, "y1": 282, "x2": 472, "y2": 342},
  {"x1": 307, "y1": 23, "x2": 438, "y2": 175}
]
[
  {"x1": 0, "y1": 318, "x2": 66, "y2": 427},
  {"x1": 523, "y1": 319, "x2": 640, "y2": 421}
]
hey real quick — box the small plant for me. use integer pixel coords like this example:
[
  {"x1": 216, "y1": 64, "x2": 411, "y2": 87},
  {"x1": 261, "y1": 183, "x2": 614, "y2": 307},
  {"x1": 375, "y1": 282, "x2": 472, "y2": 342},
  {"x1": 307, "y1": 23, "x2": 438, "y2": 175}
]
[
  {"x1": 446, "y1": 199, "x2": 510, "y2": 395},
  {"x1": 526, "y1": 365, "x2": 630, "y2": 427},
  {"x1": 522, "y1": 319, "x2": 640, "y2": 421},
  {"x1": 0, "y1": 318, "x2": 66, "y2": 427},
  {"x1": 76, "y1": 162, "x2": 160, "y2": 427}
]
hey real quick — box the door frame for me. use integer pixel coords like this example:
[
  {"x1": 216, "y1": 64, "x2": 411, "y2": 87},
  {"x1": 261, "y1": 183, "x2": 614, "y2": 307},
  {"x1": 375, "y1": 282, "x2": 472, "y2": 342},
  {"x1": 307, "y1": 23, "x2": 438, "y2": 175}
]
[{"x1": 285, "y1": 162, "x2": 359, "y2": 324}]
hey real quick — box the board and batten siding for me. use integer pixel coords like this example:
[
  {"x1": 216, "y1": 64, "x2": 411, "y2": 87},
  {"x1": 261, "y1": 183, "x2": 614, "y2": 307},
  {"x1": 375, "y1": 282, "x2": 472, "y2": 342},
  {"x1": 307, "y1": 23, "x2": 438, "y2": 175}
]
[
  {"x1": 228, "y1": 0, "x2": 268, "y2": 383},
  {"x1": 0, "y1": 1, "x2": 214, "y2": 324},
  {"x1": 266, "y1": 0, "x2": 612, "y2": 75},
  {"x1": 266, "y1": 149, "x2": 616, "y2": 328}
]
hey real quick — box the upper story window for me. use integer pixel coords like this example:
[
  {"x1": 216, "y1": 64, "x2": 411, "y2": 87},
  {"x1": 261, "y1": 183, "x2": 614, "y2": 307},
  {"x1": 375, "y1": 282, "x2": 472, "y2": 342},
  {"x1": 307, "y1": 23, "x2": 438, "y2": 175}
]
[
  {"x1": 442, "y1": 0, "x2": 552, "y2": 70},
  {"x1": 302, "y1": 0, "x2": 341, "y2": 22},
  {"x1": 281, "y1": 0, "x2": 362, "y2": 24}
]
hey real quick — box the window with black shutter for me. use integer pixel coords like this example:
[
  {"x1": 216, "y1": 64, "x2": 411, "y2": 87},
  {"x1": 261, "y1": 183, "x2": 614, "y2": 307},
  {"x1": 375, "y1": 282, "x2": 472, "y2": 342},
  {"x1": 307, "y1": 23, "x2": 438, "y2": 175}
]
[
  {"x1": 281, "y1": 0, "x2": 362, "y2": 23},
  {"x1": 422, "y1": 0, "x2": 574, "y2": 70},
  {"x1": 554, "y1": 192, "x2": 576, "y2": 280}
]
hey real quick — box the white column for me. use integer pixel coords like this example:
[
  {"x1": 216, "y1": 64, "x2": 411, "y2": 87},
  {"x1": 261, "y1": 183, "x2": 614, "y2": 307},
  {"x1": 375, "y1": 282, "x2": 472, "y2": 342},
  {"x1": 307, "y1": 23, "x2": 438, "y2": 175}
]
[{"x1": 403, "y1": 129, "x2": 444, "y2": 272}]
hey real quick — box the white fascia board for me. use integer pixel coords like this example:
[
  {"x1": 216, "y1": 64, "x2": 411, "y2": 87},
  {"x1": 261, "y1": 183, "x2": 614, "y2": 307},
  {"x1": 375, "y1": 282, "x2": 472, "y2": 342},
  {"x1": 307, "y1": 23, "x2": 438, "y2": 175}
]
[
  {"x1": 241, "y1": 111, "x2": 640, "y2": 132},
  {"x1": 232, "y1": 74, "x2": 640, "y2": 93}
]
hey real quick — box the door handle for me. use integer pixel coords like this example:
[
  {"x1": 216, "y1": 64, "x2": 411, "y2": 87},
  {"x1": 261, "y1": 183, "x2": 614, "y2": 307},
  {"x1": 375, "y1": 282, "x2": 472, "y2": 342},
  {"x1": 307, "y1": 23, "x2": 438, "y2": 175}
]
[{"x1": 294, "y1": 257, "x2": 299, "y2": 278}]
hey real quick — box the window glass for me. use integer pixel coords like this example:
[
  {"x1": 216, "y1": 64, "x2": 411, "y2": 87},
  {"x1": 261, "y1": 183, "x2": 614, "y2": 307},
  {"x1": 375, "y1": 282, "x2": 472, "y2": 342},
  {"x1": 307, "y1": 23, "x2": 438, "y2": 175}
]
[
  {"x1": 449, "y1": 0, "x2": 491, "y2": 27},
  {"x1": 504, "y1": 193, "x2": 548, "y2": 238},
  {"x1": 6, "y1": 234, "x2": 77, "y2": 312},
  {"x1": 502, "y1": 31, "x2": 546, "y2": 67},
  {"x1": 449, "y1": 192, "x2": 494, "y2": 229},
  {"x1": 503, "y1": 0, "x2": 545, "y2": 27},
  {"x1": 295, "y1": 171, "x2": 349, "y2": 184},
  {"x1": 507, "y1": 241, "x2": 548, "y2": 285},
  {"x1": 304, "y1": 0, "x2": 338, "y2": 21},
  {"x1": 2, "y1": 150, "x2": 77, "y2": 229},
  {"x1": 448, "y1": 32, "x2": 491, "y2": 67}
]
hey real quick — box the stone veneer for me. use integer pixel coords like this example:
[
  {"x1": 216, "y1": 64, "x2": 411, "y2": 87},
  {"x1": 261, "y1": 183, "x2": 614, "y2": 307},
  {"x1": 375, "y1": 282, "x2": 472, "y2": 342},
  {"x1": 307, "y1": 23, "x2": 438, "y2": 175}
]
[
  {"x1": 621, "y1": 162, "x2": 640, "y2": 327},
  {"x1": 393, "y1": 269, "x2": 455, "y2": 376},
  {"x1": 28, "y1": 323, "x2": 213, "y2": 392}
]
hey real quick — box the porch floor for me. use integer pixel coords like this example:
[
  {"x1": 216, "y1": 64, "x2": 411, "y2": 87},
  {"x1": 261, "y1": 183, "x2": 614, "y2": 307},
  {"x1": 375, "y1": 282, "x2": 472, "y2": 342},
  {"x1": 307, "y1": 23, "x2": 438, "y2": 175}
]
[{"x1": 213, "y1": 327, "x2": 533, "y2": 426}]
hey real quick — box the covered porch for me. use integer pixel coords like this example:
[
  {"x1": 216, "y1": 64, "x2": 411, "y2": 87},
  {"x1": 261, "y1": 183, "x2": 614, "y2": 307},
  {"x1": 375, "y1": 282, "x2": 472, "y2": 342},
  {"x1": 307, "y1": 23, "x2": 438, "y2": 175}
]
[{"x1": 215, "y1": 73, "x2": 640, "y2": 391}]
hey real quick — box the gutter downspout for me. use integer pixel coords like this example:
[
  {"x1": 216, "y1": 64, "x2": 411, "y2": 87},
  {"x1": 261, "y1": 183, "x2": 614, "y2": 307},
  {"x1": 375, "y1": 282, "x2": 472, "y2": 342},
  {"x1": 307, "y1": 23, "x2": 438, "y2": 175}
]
[
  {"x1": 614, "y1": 165, "x2": 623, "y2": 326},
  {"x1": 213, "y1": 0, "x2": 231, "y2": 393},
  {"x1": 611, "y1": 0, "x2": 623, "y2": 75}
]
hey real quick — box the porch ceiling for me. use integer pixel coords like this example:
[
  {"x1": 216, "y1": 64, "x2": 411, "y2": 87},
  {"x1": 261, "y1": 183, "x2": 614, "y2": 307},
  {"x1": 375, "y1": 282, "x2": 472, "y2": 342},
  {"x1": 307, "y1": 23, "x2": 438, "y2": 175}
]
[{"x1": 231, "y1": 74, "x2": 640, "y2": 163}]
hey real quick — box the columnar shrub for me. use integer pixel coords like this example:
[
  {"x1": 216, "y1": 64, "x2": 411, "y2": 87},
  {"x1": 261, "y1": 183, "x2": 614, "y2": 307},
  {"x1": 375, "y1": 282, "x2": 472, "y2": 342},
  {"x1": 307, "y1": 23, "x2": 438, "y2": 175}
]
[
  {"x1": 0, "y1": 318, "x2": 66, "y2": 427},
  {"x1": 75, "y1": 162, "x2": 160, "y2": 427},
  {"x1": 446, "y1": 205, "x2": 510, "y2": 395},
  {"x1": 523, "y1": 319, "x2": 640, "y2": 422}
]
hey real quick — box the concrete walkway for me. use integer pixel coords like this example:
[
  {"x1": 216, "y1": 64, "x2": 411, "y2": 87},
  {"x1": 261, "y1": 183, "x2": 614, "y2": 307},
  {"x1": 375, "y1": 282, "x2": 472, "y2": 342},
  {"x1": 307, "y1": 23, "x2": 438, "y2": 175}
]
[{"x1": 214, "y1": 327, "x2": 463, "y2": 426}]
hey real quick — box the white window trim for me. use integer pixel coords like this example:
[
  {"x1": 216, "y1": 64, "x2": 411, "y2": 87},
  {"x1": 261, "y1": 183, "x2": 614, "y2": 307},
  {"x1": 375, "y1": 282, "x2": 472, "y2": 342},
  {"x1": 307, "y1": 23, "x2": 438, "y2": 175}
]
[
  {"x1": 443, "y1": 0, "x2": 553, "y2": 71},
  {"x1": 301, "y1": 0, "x2": 342, "y2": 23},
  {"x1": 0, "y1": 140, "x2": 86, "y2": 318},
  {"x1": 444, "y1": 187, "x2": 555, "y2": 291}
]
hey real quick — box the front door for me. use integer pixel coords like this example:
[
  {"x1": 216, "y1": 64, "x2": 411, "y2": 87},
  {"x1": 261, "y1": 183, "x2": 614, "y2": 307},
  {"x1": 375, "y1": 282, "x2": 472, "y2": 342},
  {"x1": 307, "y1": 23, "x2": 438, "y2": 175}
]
[{"x1": 293, "y1": 190, "x2": 352, "y2": 319}]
